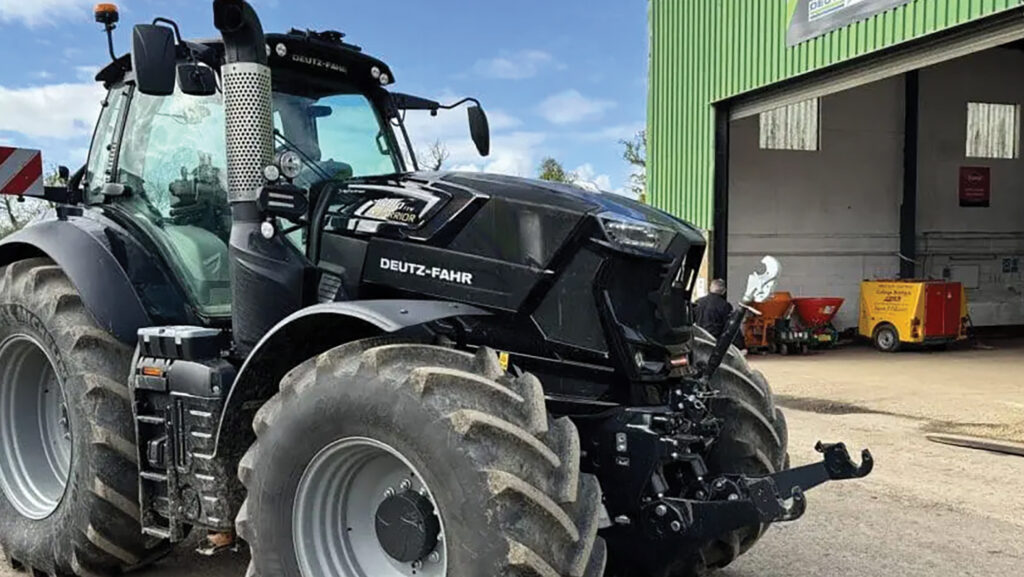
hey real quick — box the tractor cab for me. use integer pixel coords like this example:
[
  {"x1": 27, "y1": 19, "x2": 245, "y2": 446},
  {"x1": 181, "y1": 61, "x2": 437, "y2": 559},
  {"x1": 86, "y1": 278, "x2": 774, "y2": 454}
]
[{"x1": 87, "y1": 25, "x2": 487, "y2": 320}]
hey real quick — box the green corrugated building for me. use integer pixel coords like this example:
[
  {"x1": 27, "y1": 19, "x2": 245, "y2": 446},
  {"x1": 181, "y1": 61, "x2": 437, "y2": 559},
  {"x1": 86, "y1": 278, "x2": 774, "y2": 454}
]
[{"x1": 648, "y1": 0, "x2": 1024, "y2": 329}]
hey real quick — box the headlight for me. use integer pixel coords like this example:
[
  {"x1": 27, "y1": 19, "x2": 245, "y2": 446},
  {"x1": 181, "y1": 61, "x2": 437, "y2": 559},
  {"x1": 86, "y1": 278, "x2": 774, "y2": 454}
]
[
  {"x1": 600, "y1": 214, "x2": 676, "y2": 253},
  {"x1": 278, "y1": 151, "x2": 303, "y2": 180}
]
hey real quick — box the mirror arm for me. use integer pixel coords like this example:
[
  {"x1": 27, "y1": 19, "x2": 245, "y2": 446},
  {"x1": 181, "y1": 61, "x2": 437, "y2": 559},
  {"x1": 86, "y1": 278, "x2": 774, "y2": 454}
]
[
  {"x1": 152, "y1": 18, "x2": 184, "y2": 44},
  {"x1": 437, "y1": 97, "x2": 482, "y2": 111}
]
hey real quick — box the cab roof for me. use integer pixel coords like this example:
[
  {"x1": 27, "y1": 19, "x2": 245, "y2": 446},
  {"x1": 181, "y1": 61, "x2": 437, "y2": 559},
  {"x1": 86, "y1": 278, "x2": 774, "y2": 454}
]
[{"x1": 96, "y1": 28, "x2": 395, "y2": 92}]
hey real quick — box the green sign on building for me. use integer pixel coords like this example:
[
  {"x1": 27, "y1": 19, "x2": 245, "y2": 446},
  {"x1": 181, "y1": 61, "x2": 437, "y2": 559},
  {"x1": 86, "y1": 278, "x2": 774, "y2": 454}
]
[{"x1": 788, "y1": 0, "x2": 914, "y2": 45}]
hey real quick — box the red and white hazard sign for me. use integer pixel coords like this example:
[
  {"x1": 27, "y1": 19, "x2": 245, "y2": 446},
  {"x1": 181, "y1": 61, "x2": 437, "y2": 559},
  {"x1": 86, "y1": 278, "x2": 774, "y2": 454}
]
[{"x1": 0, "y1": 147, "x2": 44, "y2": 198}]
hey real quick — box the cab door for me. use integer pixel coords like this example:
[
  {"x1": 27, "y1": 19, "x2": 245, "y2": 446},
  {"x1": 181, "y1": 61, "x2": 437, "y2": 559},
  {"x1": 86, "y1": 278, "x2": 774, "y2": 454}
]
[{"x1": 108, "y1": 82, "x2": 233, "y2": 318}]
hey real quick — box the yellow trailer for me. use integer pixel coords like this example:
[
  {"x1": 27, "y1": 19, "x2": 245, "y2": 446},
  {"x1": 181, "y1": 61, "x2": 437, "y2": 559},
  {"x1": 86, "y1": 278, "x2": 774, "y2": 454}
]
[{"x1": 859, "y1": 280, "x2": 968, "y2": 352}]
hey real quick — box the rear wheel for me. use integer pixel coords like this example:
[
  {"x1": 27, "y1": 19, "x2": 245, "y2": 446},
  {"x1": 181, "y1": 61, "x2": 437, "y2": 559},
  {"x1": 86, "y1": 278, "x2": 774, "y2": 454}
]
[
  {"x1": 873, "y1": 324, "x2": 901, "y2": 352},
  {"x1": 0, "y1": 259, "x2": 168, "y2": 575},
  {"x1": 605, "y1": 326, "x2": 789, "y2": 577},
  {"x1": 238, "y1": 339, "x2": 606, "y2": 577}
]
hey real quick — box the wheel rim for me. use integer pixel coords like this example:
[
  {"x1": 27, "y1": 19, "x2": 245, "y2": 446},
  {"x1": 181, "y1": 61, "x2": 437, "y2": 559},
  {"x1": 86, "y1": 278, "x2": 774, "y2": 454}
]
[
  {"x1": 878, "y1": 330, "x2": 896, "y2": 350},
  {"x1": 293, "y1": 437, "x2": 447, "y2": 577},
  {"x1": 0, "y1": 335, "x2": 72, "y2": 520}
]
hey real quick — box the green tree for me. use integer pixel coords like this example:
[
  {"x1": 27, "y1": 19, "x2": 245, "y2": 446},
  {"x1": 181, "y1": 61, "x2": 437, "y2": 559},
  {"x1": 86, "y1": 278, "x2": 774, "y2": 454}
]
[
  {"x1": 538, "y1": 157, "x2": 577, "y2": 184},
  {"x1": 0, "y1": 164, "x2": 60, "y2": 238},
  {"x1": 620, "y1": 129, "x2": 647, "y2": 202}
]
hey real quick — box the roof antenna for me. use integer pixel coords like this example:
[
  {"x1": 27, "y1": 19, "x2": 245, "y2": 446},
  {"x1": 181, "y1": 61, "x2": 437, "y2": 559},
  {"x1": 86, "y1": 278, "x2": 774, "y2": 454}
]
[{"x1": 94, "y1": 3, "x2": 120, "y2": 62}]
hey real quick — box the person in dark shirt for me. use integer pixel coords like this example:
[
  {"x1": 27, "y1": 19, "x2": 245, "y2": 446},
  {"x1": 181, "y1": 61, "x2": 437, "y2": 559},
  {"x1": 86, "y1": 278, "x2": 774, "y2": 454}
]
[{"x1": 694, "y1": 278, "x2": 746, "y2": 350}]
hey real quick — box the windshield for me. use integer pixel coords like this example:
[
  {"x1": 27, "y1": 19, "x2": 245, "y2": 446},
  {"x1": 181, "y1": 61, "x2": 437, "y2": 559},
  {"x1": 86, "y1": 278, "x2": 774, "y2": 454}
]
[{"x1": 273, "y1": 92, "x2": 402, "y2": 187}]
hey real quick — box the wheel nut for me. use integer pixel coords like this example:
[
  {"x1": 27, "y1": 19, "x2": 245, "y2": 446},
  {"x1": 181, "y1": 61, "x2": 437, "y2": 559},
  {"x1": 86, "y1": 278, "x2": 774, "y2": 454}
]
[
  {"x1": 655, "y1": 505, "x2": 667, "y2": 517},
  {"x1": 400, "y1": 479, "x2": 412, "y2": 491},
  {"x1": 428, "y1": 551, "x2": 440, "y2": 563},
  {"x1": 670, "y1": 521, "x2": 682, "y2": 532},
  {"x1": 412, "y1": 560, "x2": 423, "y2": 570},
  {"x1": 384, "y1": 487, "x2": 395, "y2": 498}
]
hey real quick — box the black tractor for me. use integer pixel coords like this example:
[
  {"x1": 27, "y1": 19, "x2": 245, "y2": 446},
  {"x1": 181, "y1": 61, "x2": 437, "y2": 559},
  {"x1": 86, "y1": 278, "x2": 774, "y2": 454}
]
[{"x1": 0, "y1": 2, "x2": 872, "y2": 576}]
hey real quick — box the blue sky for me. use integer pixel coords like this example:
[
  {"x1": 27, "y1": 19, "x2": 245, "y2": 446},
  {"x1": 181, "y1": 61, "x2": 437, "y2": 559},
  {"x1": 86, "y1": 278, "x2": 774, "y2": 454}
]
[{"x1": 0, "y1": 0, "x2": 648, "y2": 193}]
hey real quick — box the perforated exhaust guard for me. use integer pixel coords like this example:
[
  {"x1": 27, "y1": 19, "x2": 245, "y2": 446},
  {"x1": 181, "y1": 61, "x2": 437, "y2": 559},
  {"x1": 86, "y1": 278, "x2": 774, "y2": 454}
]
[{"x1": 221, "y1": 61, "x2": 274, "y2": 204}]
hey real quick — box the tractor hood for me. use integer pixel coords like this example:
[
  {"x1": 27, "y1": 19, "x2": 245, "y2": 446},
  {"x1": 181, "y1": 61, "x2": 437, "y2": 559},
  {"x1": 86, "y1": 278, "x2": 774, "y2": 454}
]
[
  {"x1": 435, "y1": 172, "x2": 702, "y2": 237},
  {"x1": 334, "y1": 171, "x2": 706, "y2": 276}
]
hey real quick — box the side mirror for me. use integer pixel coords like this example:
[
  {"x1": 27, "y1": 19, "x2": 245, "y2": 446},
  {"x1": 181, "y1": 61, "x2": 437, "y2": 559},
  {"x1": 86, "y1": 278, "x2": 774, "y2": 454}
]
[
  {"x1": 468, "y1": 105, "x2": 490, "y2": 157},
  {"x1": 132, "y1": 24, "x2": 177, "y2": 96},
  {"x1": 177, "y1": 63, "x2": 217, "y2": 97},
  {"x1": 57, "y1": 165, "x2": 70, "y2": 183}
]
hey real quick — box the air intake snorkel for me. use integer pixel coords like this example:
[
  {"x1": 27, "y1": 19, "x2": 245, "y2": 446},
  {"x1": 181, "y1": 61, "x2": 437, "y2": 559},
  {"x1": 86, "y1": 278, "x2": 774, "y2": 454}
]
[
  {"x1": 214, "y1": 0, "x2": 309, "y2": 354},
  {"x1": 214, "y1": 0, "x2": 267, "y2": 67}
]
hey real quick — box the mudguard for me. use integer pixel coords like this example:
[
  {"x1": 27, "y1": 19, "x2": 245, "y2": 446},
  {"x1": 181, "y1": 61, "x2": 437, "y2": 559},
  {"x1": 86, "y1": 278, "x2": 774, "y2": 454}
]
[
  {"x1": 214, "y1": 299, "x2": 491, "y2": 456},
  {"x1": 0, "y1": 215, "x2": 197, "y2": 343}
]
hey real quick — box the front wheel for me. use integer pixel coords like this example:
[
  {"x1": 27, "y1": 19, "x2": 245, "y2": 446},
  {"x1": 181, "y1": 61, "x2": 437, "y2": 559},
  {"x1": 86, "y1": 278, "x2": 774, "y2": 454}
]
[{"x1": 238, "y1": 339, "x2": 606, "y2": 577}]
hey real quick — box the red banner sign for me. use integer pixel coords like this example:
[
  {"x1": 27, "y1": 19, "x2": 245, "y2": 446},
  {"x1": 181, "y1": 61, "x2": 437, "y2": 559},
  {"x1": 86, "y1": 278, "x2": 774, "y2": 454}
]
[
  {"x1": 959, "y1": 166, "x2": 990, "y2": 208},
  {"x1": 0, "y1": 147, "x2": 44, "y2": 198}
]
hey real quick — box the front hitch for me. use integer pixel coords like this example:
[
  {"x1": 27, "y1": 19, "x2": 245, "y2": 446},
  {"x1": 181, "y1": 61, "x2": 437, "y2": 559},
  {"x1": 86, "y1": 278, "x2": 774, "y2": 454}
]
[{"x1": 643, "y1": 441, "x2": 873, "y2": 541}]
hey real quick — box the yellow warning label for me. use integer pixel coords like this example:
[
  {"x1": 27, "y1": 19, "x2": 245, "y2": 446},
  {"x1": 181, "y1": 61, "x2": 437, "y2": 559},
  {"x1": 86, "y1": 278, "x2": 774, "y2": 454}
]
[{"x1": 498, "y1": 351, "x2": 510, "y2": 371}]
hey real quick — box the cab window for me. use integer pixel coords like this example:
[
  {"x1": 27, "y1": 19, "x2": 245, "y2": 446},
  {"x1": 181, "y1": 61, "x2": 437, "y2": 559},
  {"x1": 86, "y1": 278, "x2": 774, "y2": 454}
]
[
  {"x1": 115, "y1": 85, "x2": 232, "y2": 317},
  {"x1": 84, "y1": 87, "x2": 128, "y2": 202}
]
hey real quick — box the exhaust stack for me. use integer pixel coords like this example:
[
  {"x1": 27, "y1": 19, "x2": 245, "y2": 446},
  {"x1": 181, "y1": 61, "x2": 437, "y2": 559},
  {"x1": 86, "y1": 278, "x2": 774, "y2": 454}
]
[
  {"x1": 214, "y1": 0, "x2": 308, "y2": 354},
  {"x1": 213, "y1": 0, "x2": 273, "y2": 204}
]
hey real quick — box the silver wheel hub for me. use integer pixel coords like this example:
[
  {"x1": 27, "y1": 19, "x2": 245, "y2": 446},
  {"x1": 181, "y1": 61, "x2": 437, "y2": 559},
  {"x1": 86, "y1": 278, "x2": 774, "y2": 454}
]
[
  {"x1": 293, "y1": 437, "x2": 447, "y2": 577},
  {"x1": 879, "y1": 331, "x2": 895, "y2": 348},
  {"x1": 0, "y1": 335, "x2": 72, "y2": 520}
]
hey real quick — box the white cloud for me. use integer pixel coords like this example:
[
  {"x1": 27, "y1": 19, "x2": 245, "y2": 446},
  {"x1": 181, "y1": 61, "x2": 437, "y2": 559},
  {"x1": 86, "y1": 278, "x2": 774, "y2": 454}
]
[
  {"x1": 572, "y1": 122, "x2": 646, "y2": 143},
  {"x1": 0, "y1": 0, "x2": 93, "y2": 27},
  {"x1": 473, "y1": 50, "x2": 555, "y2": 80},
  {"x1": 480, "y1": 132, "x2": 546, "y2": 176},
  {"x1": 399, "y1": 93, "x2": 542, "y2": 177},
  {"x1": 538, "y1": 90, "x2": 616, "y2": 125},
  {"x1": 573, "y1": 163, "x2": 613, "y2": 192},
  {"x1": 0, "y1": 82, "x2": 105, "y2": 139}
]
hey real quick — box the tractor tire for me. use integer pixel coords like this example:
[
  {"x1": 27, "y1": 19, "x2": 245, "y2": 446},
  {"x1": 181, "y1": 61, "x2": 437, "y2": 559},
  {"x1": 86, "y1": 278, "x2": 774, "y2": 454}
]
[
  {"x1": 238, "y1": 338, "x2": 606, "y2": 577},
  {"x1": 0, "y1": 259, "x2": 168, "y2": 576},
  {"x1": 604, "y1": 326, "x2": 789, "y2": 577}
]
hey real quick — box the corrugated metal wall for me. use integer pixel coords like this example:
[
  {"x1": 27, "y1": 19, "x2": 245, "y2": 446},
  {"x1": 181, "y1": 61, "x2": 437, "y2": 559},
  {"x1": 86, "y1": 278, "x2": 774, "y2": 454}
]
[{"x1": 649, "y1": 0, "x2": 1023, "y2": 229}]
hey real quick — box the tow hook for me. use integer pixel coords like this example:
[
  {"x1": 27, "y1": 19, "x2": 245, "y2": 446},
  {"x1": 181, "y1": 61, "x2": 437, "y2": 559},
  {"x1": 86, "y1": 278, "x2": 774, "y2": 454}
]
[{"x1": 643, "y1": 441, "x2": 873, "y2": 541}]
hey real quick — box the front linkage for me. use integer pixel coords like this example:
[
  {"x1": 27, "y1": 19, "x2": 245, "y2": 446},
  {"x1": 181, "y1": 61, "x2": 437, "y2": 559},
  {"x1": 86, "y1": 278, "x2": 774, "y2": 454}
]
[{"x1": 582, "y1": 260, "x2": 873, "y2": 546}]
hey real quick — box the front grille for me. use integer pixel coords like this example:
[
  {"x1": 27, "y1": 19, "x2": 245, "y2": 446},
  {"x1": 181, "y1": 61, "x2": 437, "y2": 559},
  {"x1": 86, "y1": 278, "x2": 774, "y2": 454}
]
[{"x1": 603, "y1": 236, "x2": 695, "y2": 348}]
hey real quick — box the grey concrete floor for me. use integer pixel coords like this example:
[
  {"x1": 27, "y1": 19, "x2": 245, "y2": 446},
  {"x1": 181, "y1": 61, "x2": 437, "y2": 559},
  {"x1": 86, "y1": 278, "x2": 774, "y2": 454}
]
[{"x1": 3, "y1": 341, "x2": 1022, "y2": 576}]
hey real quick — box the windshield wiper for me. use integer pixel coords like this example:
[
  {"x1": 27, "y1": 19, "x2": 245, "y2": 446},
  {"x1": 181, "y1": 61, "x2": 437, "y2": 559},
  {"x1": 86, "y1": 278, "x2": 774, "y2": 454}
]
[{"x1": 272, "y1": 129, "x2": 335, "y2": 183}]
